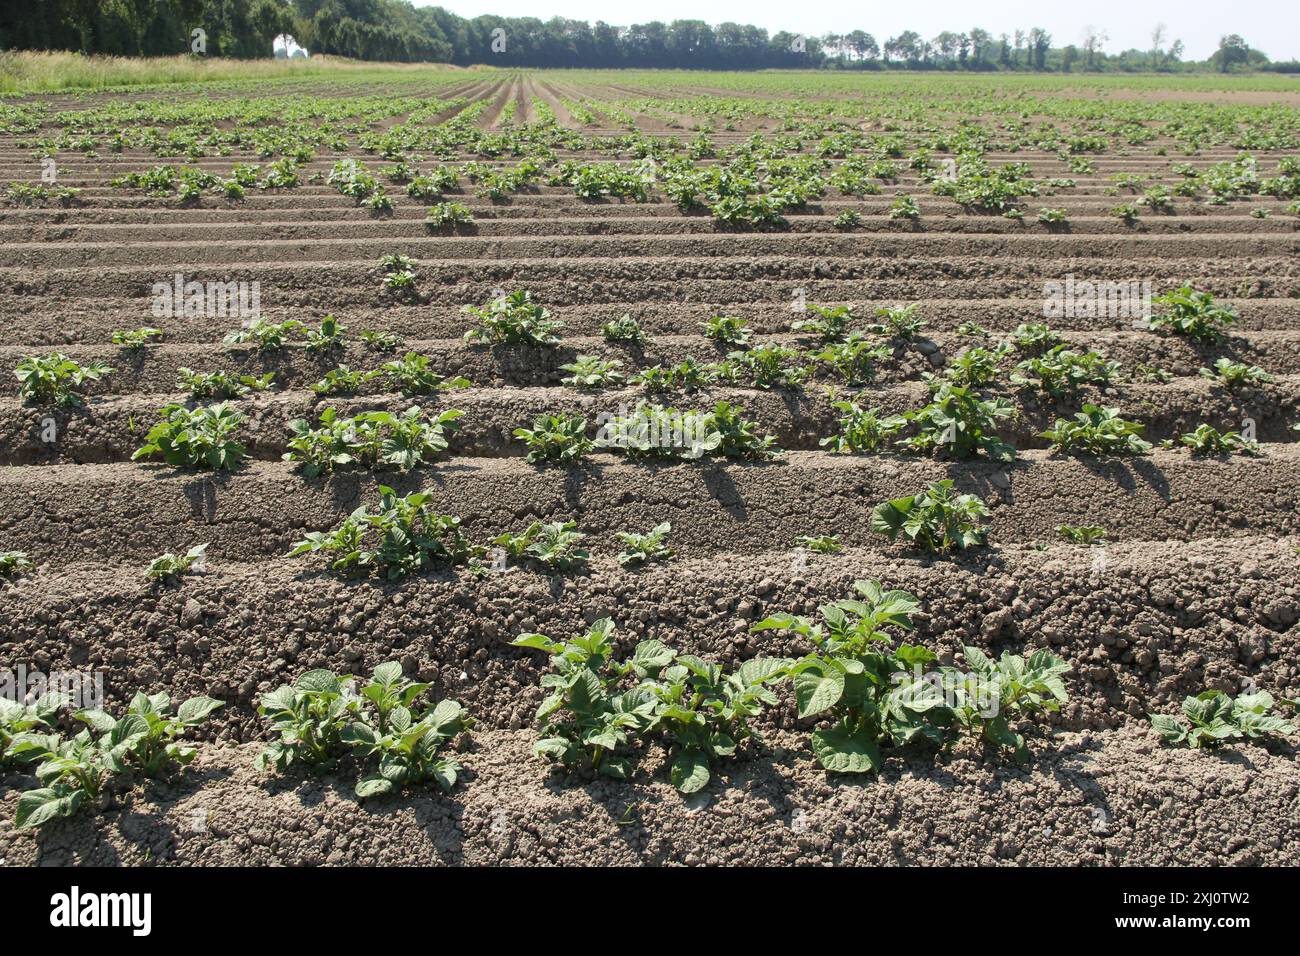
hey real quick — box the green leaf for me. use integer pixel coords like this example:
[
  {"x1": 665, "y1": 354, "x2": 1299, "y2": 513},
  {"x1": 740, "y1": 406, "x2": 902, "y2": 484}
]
[
  {"x1": 177, "y1": 696, "x2": 223, "y2": 723},
  {"x1": 670, "y1": 751, "x2": 711, "y2": 793},
  {"x1": 15, "y1": 787, "x2": 83, "y2": 829},
  {"x1": 355, "y1": 775, "x2": 394, "y2": 799},
  {"x1": 810, "y1": 728, "x2": 881, "y2": 774},
  {"x1": 793, "y1": 666, "x2": 845, "y2": 718}
]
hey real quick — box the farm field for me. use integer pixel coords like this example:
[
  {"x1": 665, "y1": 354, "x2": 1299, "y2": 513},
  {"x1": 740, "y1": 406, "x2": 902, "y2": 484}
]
[{"x1": 1, "y1": 66, "x2": 1299, "y2": 867}]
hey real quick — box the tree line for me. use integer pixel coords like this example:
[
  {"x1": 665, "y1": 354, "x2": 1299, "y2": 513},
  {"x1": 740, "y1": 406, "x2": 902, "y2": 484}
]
[{"x1": 1, "y1": 1, "x2": 1290, "y2": 73}]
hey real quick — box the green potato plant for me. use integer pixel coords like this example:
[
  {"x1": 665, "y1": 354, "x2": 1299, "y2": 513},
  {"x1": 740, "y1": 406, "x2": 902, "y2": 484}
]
[
  {"x1": 144, "y1": 542, "x2": 208, "y2": 584},
  {"x1": 871, "y1": 479, "x2": 990, "y2": 553},
  {"x1": 1151, "y1": 691, "x2": 1295, "y2": 749},
  {"x1": 514, "y1": 414, "x2": 593, "y2": 465},
  {"x1": 511, "y1": 619, "x2": 658, "y2": 779},
  {"x1": 341, "y1": 662, "x2": 471, "y2": 798},
  {"x1": 178, "y1": 367, "x2": 274, "y2": 400},
  {"x1": 752, "y1": 580, "x2": 944, "y2": 774},
  {"x1": 288, "y1": 486, "x2": 477, "y2": 580},
  {"x1": 132, "y1": 402, "x2": 247, "y2": 471},
  {"x1": 257, "y1": 669, "x2": 360, "y2": 773},
  {"x1": 15, "y1": 353, "x2": 113, "y2": 406},
  {"x1": 463, "y1": 290, "x2": 563, "y2": 346},
  {"x1": 616, "y1": 522, "x2": 673, "y2": 566}
]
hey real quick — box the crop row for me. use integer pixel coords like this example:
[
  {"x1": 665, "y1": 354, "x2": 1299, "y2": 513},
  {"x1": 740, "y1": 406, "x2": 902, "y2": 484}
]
[{"x1": 6, "y1": 578, "x2": 1292, "y2": 834}]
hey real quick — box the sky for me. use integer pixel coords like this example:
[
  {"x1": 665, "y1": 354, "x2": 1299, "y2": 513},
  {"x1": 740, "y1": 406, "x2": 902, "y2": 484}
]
[{"x1": 416, "y1": 0, "x2": 1298, "y2": 62}]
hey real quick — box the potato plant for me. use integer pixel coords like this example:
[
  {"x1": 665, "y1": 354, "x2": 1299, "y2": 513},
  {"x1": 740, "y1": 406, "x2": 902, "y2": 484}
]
[
  {"x1": 1041, "y1": 405, "x2": 1150, "y2": 456},
  {"x1": 510, "y1": 620, "x2": 658, "y2": 779},
  {"x1": 753, "y1": 580, "x2": 942, "y2": 773},
  {"x1": 178, "y1": 367, "x2": 274, "y2": 400},
  {"x1": 1151, "y1": 691, "x2": 1295, "y2": 749},
  {"x1": 380, "y1": 352, "x2": 471, "y2": 397},
  {"x1": 341, "y1": 662, "x2": 471, "y2": 798},
  {"x1": 132, "y1": 402, "x2": 247, "y2": 471},
  {"x1": 13, "y1": 692, "x2": 222, "y2": 830},
  {"x1": 642, "y1": 652, "x2": 789, "y2": 793},
  {"x1": 111, "y1": 327, "x2": 164, "y2": 350},
  {"x1": 894, "y1": 383, "x2": 1016, "y2": 462},
  {"x1": 821, "y1": 401, "x2": 904, "y2": 453},
  {"x1": 288, "y1": 486, "x2": 477, "y2": 579},
  {"x1": 223, "y1": 318, "x2": 304, "y2": 351},
  {"x1": 257, "y1": 669, "x2": 360, "y2": 773},
  {"x1": 463, "y1": 290, "x2": 563, "y2": 346},
  {"x1": 871, "y1": 479, "x2": 990, "y2": 553},
  {"x1": 798, "y1": 534, "x2": 842, "y2": 554},
  {"x1": 1176, "y1": 423, "x2": 1258, "y2": 456},
  {"x1": 1148, "y1": 286, "x2": 1237, "y2": 342},
  {"x1": 616, "y1": 522, "x2": 673, "y2": 566},
  {"x1": 701, "y1": 315, "x2": 752, "y2": 346},
  {"x1": 934, "y1": 648, "x2": 1070, "y2": 764},
  {"x1": 0, "y1": 550, "x2": 33, "y2": 578},
  {"x1": 514, "y1": 414, "x2": 593, "y2": 465},
  {"x1": 15, "y1": 353, "x2": 113, "y2": 406},
  {"x1": 1056, "y1": 524, "x2": 1107, "y2": 545},
  {"x1": 601, "y1": 314, "x2": 649, "y2": 344},
  {"x1": 144, "y1": 543, "x2": 208, "y2": 584},
  {"x1": 494, "y1": 520, "x2": 589, "y2": 571},
  {"x1": 1199, "y1": 358, "x2": 1272, "y2": 388},
  {"x1": 809, "y1": 334, "x2": 890, "y2": 385},
  {"x1": 1, "y1": 694, "x2": 62, "y2": 768},
  {"x1": 285, "y1": 406, "x2": 461, "y2": 476},
  {"x1": 560, "y1": 355, "x2": 625, "y2": 389}
]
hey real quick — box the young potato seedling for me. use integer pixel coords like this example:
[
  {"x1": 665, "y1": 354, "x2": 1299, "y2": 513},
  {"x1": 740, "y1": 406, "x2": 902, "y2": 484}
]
[
  {"x1": 934, "y1": 647, "x2": 1071, "y2": 764},
  {"x1": 132, "y1": 402, "x2": 247, "y2": 471},
  {"x1": 0, "y1": 550, "x2": 33, "y2": 578},
  {"x1": 616, "y1": 522, "x2": 673, "y2": 566},
  {"x1": 1198, "y1": 358, "x2": 1272, "y2": 388},
  {"x1": 1055, "y1": 524, "x2": 1108, "y2": 545},
  {"x1": 288, "y1": 486, "x2": 477, "y2": 580},
  {"x1": 702, "y1": 315, "x2": 752, "y2": 346},
  {"x1": 15, "y1": 353, "x2": 113, "y2": 407},
  {"x1": 494, "y1": 520, "x2": 589, "y2": 571},
  {"x1": 871, "y1": 479, "x2": 990, "y2": 553},
  {"x1": 285, "y1": 406, "x2": 461, "y2": 476},
  {"x1": 380, "y1": 352, "x2": 471, "y2": 397},
  {"x1": 798, "y1": 534, "x2": 842, "y2": 554},
  {"x1": 178, "y1": 367, "x2": 274, "y2": 400},
  {"x1": 111, "y1": 327, "x2": 164, "y2": 350},
  {"x1": 1041, "y1": 405, "x2": 1151, "y2": 456},
  {"x1": 223, "y1": 318, "x2": 304, "y2": 352},
  {"x1": 1, "y1": 694, "x2": 63, "y2": 768},
  {"x1": 514, "y1": 414, "x2": 593, "y2": 465},
  {"x1": 14, "y1": 691, "x2": 223, "y2": 830},
  {"x1": 752, "y1": 580, "x2": 941, "y2": 773},
  {"x1": 144, "y1": 543, "x2": 208, "y2": 584},
  {"x1": 1176, "y1": 423, "x2": 1258, "y2": 456},
  {"x1": 463, "y1": 290, "x2": 563, "y2": 346},
  {"x1": 341, "y1": 662, "x2": 471, "y2": 798},
  {"x1": 257, "y1": 669, "x2": 360, "y2": 773},
  {"x1": 560, "y1": 355, "x2": 625, "y2": 390},
  {"x1": 510, "y1": 619, "x2": 658, "y2": 779},
  {"x1": 1151, "y1": 691, "x2": 1295, "y2": 749},
  {"x1": 601, "y1": 314, "x2": 649, "y2": 344},
  {"x1": 1148, "y1": 286, "x2": 1237, "y2": 342},
  {"x1": 821, "y1": 401, "x2": 904, "y2": 453}
]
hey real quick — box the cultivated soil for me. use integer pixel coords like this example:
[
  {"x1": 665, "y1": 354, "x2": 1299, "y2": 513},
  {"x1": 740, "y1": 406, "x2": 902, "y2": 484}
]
[{"x1": 0, "y1": 72, "x2": 1297, "y2": 867}]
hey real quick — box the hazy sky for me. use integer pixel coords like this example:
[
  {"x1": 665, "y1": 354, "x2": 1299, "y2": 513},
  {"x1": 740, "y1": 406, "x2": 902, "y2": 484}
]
[{"x1": 418, "y1": 0, "x2": 1297, "y2": 62}]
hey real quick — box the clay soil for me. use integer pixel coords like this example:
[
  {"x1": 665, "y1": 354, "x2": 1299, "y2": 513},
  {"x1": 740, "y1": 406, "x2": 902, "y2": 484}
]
[{"x1": 1, "y1": 73, "x2": 1298, "y2": 867}]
